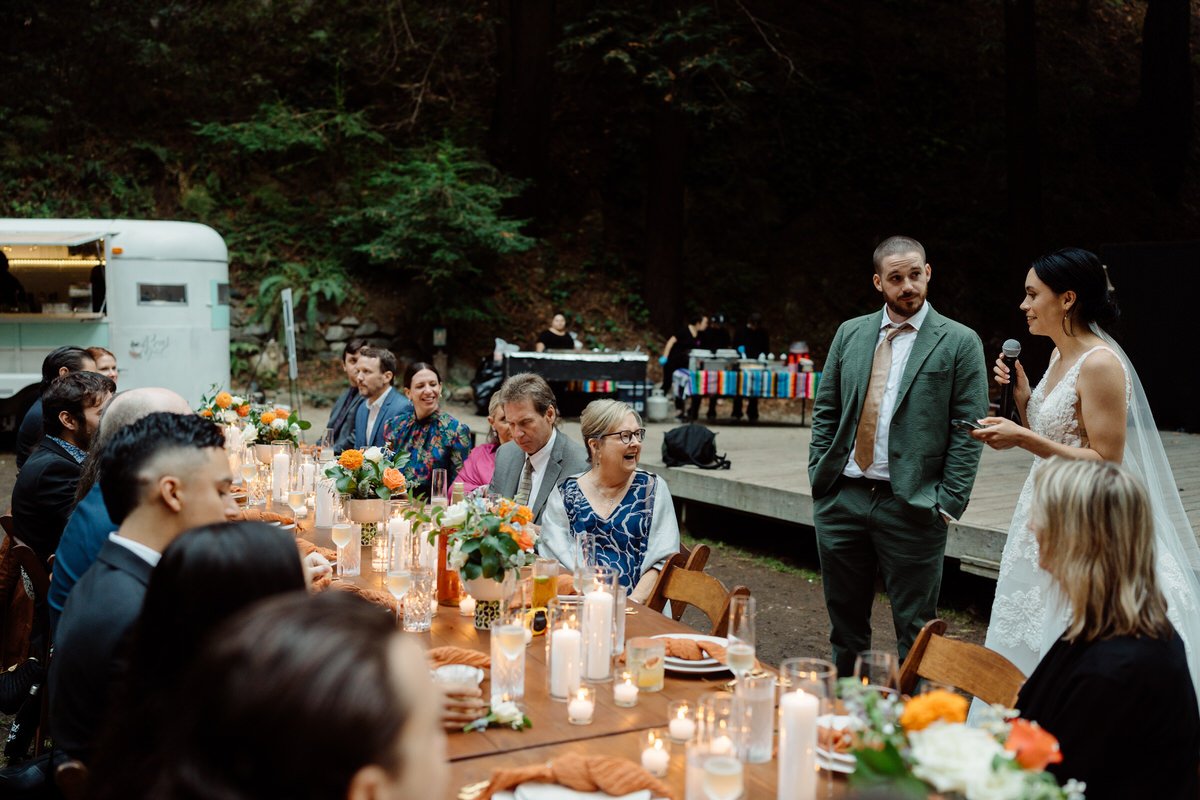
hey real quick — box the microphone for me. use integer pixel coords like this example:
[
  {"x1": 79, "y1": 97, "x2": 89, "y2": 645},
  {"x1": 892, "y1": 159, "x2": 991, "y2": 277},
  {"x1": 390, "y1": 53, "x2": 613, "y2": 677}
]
[{"x1": 999, "y1": 339, "x2": 1022, "y2": 421}]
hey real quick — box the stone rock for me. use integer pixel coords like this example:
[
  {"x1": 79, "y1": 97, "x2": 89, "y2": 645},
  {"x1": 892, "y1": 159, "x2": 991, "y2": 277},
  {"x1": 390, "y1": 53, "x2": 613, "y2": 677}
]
[
  {"x1": 353, "y1": 320, "x2": 380, "y2": 338},
  {"x1": 338, "y1": 315, "x2": 360, "y2": 327},
  {"x1": 324, "y1": 325, "x2": 350, "y2": 343},
  {"x1": 244, "y1": 322, "x2": 271, "y2": 338},
  {"x1": 329, "y1": 341, "x2": 348, "y2": 357},
  {"x1": 376, "y1": 323, "x2": 397, "y2": 338},
  {"x1": 448, "y1": 360, "x2": 475, "y2": 386}
]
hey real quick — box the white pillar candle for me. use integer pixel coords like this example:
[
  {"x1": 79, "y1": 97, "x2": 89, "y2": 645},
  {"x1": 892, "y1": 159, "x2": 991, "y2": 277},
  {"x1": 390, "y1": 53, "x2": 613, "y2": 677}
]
[
  {"x1": 777, "y1": 689, "x2": 819, "y2": 800},
  {"x1": 582, "y1": 589, "x2": 614, "y2": 681},
  {"x1": 315, "y1": 478, "x2": 334, "y2": 527},
  {"x1": 641, "y1": 741, "x2": 669, "y2": 777},
  {"x1": 549, "y1": 626, "x2": 582, "y2": 698},
  {"x1": 300, "y1": 462, "x2": 316, "y2": 492},
  {"x1": 271, "y1": 451, "x2": 290, "y2": 502}
]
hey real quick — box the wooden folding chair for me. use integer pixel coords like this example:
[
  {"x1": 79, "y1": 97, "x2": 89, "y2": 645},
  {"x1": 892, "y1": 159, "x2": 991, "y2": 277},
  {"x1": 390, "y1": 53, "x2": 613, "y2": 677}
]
[
  {"x1": 645, "y1": 553, "x2": 750, "y2": 637},
  {"x1": 898, "y1": 619, "x2": 1026, "y2": 707},
  {"x1": 665, "y1": 542, "x2": 712, "y2": 621}
]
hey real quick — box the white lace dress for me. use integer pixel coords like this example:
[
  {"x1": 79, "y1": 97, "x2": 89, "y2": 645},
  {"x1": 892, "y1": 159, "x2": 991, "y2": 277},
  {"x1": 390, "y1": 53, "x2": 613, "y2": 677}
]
[{"x1": 984, "y1": 346, "x2": 1130, "y2": 674}]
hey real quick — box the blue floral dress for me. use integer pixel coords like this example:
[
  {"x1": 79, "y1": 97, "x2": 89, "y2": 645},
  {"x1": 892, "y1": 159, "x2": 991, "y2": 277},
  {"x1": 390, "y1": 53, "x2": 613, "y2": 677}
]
[{"x1": 382, "y1": 409, "x2": 472, "y2": 499}]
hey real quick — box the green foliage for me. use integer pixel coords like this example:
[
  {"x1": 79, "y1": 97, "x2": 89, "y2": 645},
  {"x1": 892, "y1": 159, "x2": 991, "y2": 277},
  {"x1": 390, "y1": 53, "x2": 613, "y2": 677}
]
[
  {"x1": 337, "y1": 139, "x2": 537, "y2": 324},
  {"x1": 193, "y1": 101, "x2": 384, "y2": 156},
  {"x1": 249, "y1": 260, "x2": 355, "y2": 347}
]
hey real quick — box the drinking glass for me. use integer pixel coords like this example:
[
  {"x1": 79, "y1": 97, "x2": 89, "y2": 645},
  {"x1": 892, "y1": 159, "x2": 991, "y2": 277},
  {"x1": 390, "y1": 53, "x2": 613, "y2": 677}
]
[
  {"x1": 531, "y1": 558, "x2": 559, "y2": 609},
  {"x1": 402, "y1": 568, "x2": 435, "y2": 632},
  {"x1": 331, "y1": 494, "x2": 359, "y2": 577},
  {"x1": 628, "y1": 637, "x2": 666, "y2": 693},
  {"x1": 701, "y1": 755, "x2": 744, "y2": 800},
  {"x1": 726, "y1": 595, "x2": 756, "y2": 676},
  {"x1": 490, "y1": 607, "x2": 527, "y2": 705},
  {"x1": 430, "y1": 468, "x2": 449, "y2": 507},
  {"x1": 733, "y1": 673, "x2": 775, "y2": 763},
  {"x1": 698, "y1": 694, "x2": 737, "y2": 756},
  {"x1": 853, "y1": 650, "x2": 900, "y2": 695},
  {"x1": 385, "y1": 521, "x2": 414, "y2": 620},
  {"x1": 239, "y1": 447, "x2": 259, "y2": 487},
  {"x1": 286, "y1": 471, "x2": 308, "y2": 520},
  {"x1": 574, "y1": 532, "x2": 599, "y2": 591}
]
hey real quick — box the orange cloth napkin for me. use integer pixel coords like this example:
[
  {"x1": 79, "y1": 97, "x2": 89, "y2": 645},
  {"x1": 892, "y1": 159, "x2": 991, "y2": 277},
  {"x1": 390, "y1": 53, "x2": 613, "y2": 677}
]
[
  {"x1": 239, "y1": 508, "x2": 295, "y2": 525},
  {"x1": 556, "y1": 574, "x2": 578, "y2": 596},
  {"x1": 307, "y1": 576, "x2": 400, "y2": 614},
  {"x1": 428, "y1": 646, "x2": 491, "y2": 670},
  {"x1": 482, "y1": 754, "x2": 675, "y2": 800},
  {"x1": 295, "y1": 537, "x2": 337, "y2": 563}
]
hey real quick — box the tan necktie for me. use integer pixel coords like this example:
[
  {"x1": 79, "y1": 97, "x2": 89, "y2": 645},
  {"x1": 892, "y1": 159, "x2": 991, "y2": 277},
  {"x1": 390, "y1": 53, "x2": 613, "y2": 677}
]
[
  {"x1": 514, "y1": 456, "x2": 534, "y2": 505},
  {"x1": 854, "y1": 323, "x2": 915, "y2": 471}
]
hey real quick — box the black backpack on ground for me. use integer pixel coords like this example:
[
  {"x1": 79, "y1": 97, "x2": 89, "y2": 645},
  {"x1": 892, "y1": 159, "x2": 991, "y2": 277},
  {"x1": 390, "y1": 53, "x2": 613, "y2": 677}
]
[{"x1": 661, "y1": 424, "x2": 731, "y2": 470}]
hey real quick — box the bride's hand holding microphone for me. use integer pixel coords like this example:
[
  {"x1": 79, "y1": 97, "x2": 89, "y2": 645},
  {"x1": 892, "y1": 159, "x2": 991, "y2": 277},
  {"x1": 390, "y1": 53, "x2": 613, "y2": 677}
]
[{"x1": 972, "y1": 346, "x2": 1031, "y2": 450}]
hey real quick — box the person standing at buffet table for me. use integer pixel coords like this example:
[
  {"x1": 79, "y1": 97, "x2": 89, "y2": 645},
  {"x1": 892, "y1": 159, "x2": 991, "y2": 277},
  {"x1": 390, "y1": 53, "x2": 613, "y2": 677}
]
[
  {"x1": 15, "y1": 345, "x2": 97, "y2": 469},
  {"x1": 732, "y1": 312, "x2": 769, "y2": 422},
  {"x1": 688, "y1": 312, "x2": 730, "y2": 421},
  {"x1": 456, "y1": 391, "x2": 513, "y2": 492},
  {"x1": 535, "y1": 311, "x2": 582, "y2": 351},
  {"x1": 539, "y1": 399, "x2": 680, "y2": 603},
  {"x1": 325, "y1": 337, "x2": 366, "y2": 453},
  {"x1": 808, "y1": 235, "x2": 988, "y2": 675},
  {"x1": 660, "y1": 312, "x2": 707, "y2": 421},
  {"x1": 383, "y1": 362, "x2": 472, "y2": 499},
  {"x1": 353, "y1": 346, "x2": 411, "y2": 450},
  {"x1": 489, "y1": 373, "x2": 589, "y2": 524}
]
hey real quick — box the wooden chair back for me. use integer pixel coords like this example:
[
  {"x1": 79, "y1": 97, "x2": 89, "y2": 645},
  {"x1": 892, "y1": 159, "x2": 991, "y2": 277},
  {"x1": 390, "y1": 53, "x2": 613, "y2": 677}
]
[
  {"x1": 898, "y1": 619, "x2": 1026, "y2": 707},
  {"x1": 665, "y1": 543, "x2": 712, "y2": 621},
  {"x1": 0, "y1": 513, "x2": 13, "y2": 538},
  {"x1": 55, "y1": 758, "x2": 90, "y2": 800},
  {"x1": 9, "y1": 537, "x2": 50, "y2": 604},
  {"x1": 645, "y1": 553, "x2": 750, "y2": 637}
]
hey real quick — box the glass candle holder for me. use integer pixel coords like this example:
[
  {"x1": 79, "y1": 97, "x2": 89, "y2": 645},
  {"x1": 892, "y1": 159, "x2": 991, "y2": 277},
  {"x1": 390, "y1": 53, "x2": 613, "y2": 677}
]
[
  {"x1": 641, "y1": 730, "x2": 671, "y2": 778},
  {"x1": 546, "y1": 596, "x2": 584, "y2": 701},
  {"x1": 668, "y1": 700, "x2": 697, "y2": 743},
  {"x1": 582, "y1": 565, "x2": 617, "y2": 684},
  {"x1": 613, "y1": 671, "x2": 639, "y2": 707},
  {"x1": 567, "y1": 686, "x2": 595, "y2": 725}
]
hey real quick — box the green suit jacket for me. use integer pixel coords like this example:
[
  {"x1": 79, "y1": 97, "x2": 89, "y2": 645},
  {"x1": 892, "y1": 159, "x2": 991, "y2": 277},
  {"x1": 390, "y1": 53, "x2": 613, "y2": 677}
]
[{"x1": 808, "y1": 304, "x2": 989, "y2": 522}]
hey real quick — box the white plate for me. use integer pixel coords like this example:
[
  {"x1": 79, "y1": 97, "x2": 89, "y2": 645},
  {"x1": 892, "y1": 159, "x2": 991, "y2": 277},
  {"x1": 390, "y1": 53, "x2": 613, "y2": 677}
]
[
  {"x1": 660, "y1": 659, "x2": 731, "y2": 676},
  {"x1": 816, "y1": 714, "x2": 860, "y2": 766},
  {"x1": 650, "y1": 633, "x2": 726, "y2": 667},
  {"x1": 816, "y1": 754, "x2": 854, "y2": 775}
]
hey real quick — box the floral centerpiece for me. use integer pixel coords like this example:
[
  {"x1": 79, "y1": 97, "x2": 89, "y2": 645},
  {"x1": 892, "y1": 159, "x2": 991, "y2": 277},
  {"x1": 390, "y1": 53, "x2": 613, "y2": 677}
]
[
  {"x1": 841, "y1": 681, "x2": 1085, "y2": 800},
  {"x1": 250, "y1": 405, "x2": 312, "y2": 446},
  {"x1": 196, "y1": 385, "x2": 251, "y2": 425},
  {"x1": 431, "y1": 495, "x2": 537, "y2": 629},
  {"x1": 325, "y1": 447, "x2": 409, "y2": 543},
  {"x1": 463, "y1": 699, "x2": 531, "y2": 733}
]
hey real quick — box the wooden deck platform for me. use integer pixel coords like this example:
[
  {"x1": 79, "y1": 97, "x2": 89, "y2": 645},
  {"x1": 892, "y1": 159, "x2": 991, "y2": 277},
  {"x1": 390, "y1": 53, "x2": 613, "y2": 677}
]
[{"x1": 453, "y1": 406, "x2": 1200, "y2": 580}]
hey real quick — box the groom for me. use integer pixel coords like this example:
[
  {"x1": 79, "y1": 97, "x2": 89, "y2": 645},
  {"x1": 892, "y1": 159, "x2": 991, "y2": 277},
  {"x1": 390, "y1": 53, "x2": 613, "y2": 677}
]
[{"x1": 808, "y1": 236, "x2": 989, "y2": 675}]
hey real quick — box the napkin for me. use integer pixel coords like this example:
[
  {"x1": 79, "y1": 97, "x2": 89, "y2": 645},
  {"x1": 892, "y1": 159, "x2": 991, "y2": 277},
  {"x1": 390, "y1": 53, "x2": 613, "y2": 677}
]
[
  {"x1": 481, "y1": 755, "x2": 674, "y2": 800},
  {"x1": 239, "y1": 508, "x2": 295, "y2": 525},
  {"x1": 308, "y1": 578, "x2": 400, "y2": 613},
  {"x1": 428, "y1": 646, "x2": 491, "y2": 670},
  {"x1": 295, "y1": 537, "x2": 337, "y2": 563},
  {"x1": 495, "y1": 783, "x2": 652, "y2": 800}
]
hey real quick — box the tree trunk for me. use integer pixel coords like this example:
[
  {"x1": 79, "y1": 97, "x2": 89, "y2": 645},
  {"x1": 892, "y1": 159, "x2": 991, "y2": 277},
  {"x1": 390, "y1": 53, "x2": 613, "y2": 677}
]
[
  {"x1": 644, "y1": 105, "x2": 687, "y2": 334},
  {"x1": 1139, "y1": 0, "x2": 1192, "y2": 201},
  {"x1": 489, "y1": 0, "x2": 558, "y2": 221},
  {"x1": 1004, "y1": 0, "x2": 1042, "y2": 262}
]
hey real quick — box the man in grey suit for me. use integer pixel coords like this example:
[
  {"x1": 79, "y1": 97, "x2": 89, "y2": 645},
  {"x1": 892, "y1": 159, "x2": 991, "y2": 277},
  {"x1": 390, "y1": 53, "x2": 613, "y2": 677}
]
[
  {"x1": 488, "y1": 373, "x2": 589, "y2": 524},
  {"x1": 808, "y1": 236, "x2": 989, "y2": 676}
]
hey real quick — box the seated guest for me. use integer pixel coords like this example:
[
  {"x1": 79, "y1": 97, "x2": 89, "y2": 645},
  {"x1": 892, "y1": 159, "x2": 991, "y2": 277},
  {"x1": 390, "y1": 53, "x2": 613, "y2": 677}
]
[
  {"x1": 353, "y1": 346, "x2": 411, "y2": 450},
  {"x1": 11, "y1": 371, "x2": 114, "y2": 564},
  {"x1": 382, "y1": 362, "x2": 472, "y2": 498},
  {"x1": 49, "y1": 412, "x2": 237, "y2": 763},
  {"x1": 456, "y1": 392, "x2": 512, "y2": 493},
  {"x1": 1015, "y1": 458, "x2": 1199, "y2": 799},
  {"x1": 488, "y1": 373, "x2": 589, "y2": 524},
  {"x1": 89, "y1": 522, "x2": 308, "y2": 799},
  {"x1": 49, "y1": 388, "x2": 193, "y2": 635},
  {"x1": 143, "y1": 592, "x2": 448, "y2": 800},
  {"x1": 15, "y1": 345, "x2": 97, "y2": 469},
  {"x1": 539, "y1": 399, "x2": 680, "y2": 602},
  {"x1": 325, "y1": 337, "x2": 367, "y2": 453},
  {"x1": 86, "y1": 346, "x2": 119, "y2": 386}
]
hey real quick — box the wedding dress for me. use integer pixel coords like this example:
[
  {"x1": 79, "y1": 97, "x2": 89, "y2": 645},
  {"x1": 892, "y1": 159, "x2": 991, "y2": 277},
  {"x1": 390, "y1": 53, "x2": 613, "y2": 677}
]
[{"x1": 985, "y1": 332, "x2": 1200, "y2": 700}]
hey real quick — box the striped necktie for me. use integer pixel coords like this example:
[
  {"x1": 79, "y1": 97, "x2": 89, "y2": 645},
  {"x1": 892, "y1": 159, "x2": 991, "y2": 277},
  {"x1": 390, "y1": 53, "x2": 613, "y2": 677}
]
[{"x1": 514, "y1": 456, "x2": 534, "y2": 505}]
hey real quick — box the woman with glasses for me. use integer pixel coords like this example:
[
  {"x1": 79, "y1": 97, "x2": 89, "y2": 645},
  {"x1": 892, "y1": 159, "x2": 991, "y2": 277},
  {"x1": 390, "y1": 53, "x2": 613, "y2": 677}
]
[{"x1": 539, "y1": 399, "x2": 680, "y2": 602}]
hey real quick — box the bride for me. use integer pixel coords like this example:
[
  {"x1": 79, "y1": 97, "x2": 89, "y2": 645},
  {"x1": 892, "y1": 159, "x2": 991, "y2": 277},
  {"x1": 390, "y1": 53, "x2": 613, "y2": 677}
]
[{"x1": 972, "y1": 247, "x2": 1200, "y2": 695}]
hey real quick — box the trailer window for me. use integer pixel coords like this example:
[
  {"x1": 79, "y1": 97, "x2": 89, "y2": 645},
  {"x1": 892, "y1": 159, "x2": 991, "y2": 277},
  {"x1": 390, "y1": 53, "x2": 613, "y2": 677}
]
[
  {"x1": 215, "y1": 282, "x2": 230, "y2": 305},
  {"x1": 138, "y1": 283, "x2": 188, "y2": 306}
]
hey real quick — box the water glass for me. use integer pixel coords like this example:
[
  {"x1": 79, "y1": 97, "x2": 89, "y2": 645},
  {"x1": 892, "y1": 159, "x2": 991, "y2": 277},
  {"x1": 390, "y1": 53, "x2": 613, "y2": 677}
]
[
  {"x1": 431, "y1": 468, "x2": 449, "y2": 506},
  {"x1": 853, "y1": 650, "x2": 900, "y2": 695},
  {"x1": 574, "y1": 531, "x2": 600, "y2": 588},
  {"x1": 734, "y1": 673, "x2": 775, "y2": 764},
  {"x1": 613, "y1": 583, "x2": 628, "y2": 656},
  {"x1": 402, "y1": 568, "x2": 435, "y2": 632},
  {"x1": 490, "y1": 608, "x2": 527, "y2": 705},
  {"x1": 698, "y1": 694, "x2": 738, "y2": 756},
  {"x1": 531, "y1": 558, "x2": 559, "y2": 609},
  {"x1": 331, "y1": 495, "x2": 359, "y2": 577},
  {"x1": 726, "y1": 595, "x2": 756, "y2": 676},
  {"x1": 627, "y1": 637, "x2": 666, "y2": 693}
]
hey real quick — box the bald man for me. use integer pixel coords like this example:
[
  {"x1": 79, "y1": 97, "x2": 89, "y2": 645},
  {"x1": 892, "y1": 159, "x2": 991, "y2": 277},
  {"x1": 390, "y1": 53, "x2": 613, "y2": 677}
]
[{"x1": 47, "y1": 388, "x2": 192, "y2": 635}]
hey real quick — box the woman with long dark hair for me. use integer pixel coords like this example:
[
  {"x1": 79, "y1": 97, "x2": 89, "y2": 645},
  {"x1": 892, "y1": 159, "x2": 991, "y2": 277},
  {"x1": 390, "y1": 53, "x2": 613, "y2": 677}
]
[{"x1": 382, "y1": 361, "x2": 472, "y2": 498}]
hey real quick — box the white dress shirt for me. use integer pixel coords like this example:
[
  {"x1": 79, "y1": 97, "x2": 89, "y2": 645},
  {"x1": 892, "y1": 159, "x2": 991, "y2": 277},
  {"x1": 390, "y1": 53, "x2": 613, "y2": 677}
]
[
  {"x1": 365, "y1": 385, "x2": 393, "y2": 444},
  {"x1": 844, "y1": 301, "x2": 932, "y2": 482},
  {"x1": 108, "y1": 532, "x2": 162, "y2": 567},
  {"x1": 526, "y1": 428, "x2": 558, "y2": 506}
]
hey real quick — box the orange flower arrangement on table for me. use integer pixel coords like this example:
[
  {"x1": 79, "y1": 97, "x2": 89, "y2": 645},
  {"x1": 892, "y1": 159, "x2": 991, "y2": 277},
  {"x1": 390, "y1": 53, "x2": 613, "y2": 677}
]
[
  {"x1": 195, "y1": 385, "x2": 251, "y2": 425},
  {"x1": 324, "y1": 446, "x2": 410, "y2": 500},
  {"x1": 248, "y1": 405, "x2": 312, "y2": 445}
]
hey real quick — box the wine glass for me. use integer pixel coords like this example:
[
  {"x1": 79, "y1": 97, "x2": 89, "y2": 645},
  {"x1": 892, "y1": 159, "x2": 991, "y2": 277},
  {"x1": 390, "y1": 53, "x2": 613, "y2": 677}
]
[
  {"x1": 331, "y1": 494, "x2": 355, "y2": 575},
  {"x1": 853, "y1": 650, "x2": 900, "y2": 695},
  {"x1": 385, "y1": 538, "x2": 413, "y2": 623},
  {"x1": 430, "y1": 468, "x2": 449, "y2": 507},
  {"x1": 702, "y1": 755, "x2": 744, "y2": 800},
  {"x1": 286, "y1": 470, "x2": 308, "y2": 521},
  {"x1": 726, "y1": 595, "x2": 756, "y2": 677}
]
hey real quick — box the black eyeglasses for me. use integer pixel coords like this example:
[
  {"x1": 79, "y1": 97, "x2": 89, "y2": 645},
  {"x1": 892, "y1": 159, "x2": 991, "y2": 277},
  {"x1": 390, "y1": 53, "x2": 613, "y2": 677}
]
[{"x1": 595, "y1": 428, "x2": 646, "y2": 445}]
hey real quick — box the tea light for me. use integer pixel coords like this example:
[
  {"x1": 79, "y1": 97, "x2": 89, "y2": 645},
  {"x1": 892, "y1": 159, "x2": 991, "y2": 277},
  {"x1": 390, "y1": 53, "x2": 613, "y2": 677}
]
[
  {"x1": 459, "y1": 596, "x2": 476, "y2": 617},
  {"x1": 640, "y1": 732, "x2": 670, "y2": 777},
  {"x1": 613, "y1": 673, "x2": 639, "y2": 707},
  {"x1": 711, "y1": 734, "x2": 734, "y2": 755},
  {"x1": 568, "y1": 687, "x2": 595, "y2": 725},
  {"x1": 668, "y1": 702, "x2": 696, "y2": 742}
]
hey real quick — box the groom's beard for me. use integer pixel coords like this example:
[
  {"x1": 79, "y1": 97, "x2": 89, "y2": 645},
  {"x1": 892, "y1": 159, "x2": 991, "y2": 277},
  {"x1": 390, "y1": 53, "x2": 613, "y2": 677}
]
[{"x1": 886, "y1": 292, "x2": 926, "y2": 320}]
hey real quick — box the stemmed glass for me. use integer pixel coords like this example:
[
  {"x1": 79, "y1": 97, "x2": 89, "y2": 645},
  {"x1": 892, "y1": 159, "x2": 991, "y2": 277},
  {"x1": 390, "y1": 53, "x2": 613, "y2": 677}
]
[
  {"x1": 330, "y1": 494, "x2": 356, "y2": 575},
  {"x1": 726, "y1": 595, "x2": 756, "y2": 677},
  {"x1": 430, "y1": 468, "x2": 449, "y2": 508},
  {"x1": 853, "y1": 650, "x2": 900, "y2": 695},
  {"x1": 239, "y1": 445, "x2": 258, "y2": 488},
  {"x1": 286, "y1": 470, "x2": 308, "y2": 522},
  {"x1": 385, "y1": 529, "x2": 413, "y2": 623},
  {"x1": 490, "y1": 607, "x2": 527, "y2": 705}
]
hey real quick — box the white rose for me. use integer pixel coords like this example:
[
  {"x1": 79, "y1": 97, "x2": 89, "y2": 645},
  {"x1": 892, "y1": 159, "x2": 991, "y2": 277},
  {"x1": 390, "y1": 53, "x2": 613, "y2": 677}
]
[
  {"x1": 363, "y1": 446, "x2": 384, "y2": 463},
  {"x1": 441, "y1": 503, "x2": 468, "y2": 528},
  {"x1": 242, "y1": 426, "x2": 257, "y2": 444},
  {"x1": 270, "y1": 417, "x2": 287, "y2": 431},
  {"x1": 222, "y1": 409, "x2": 239, "y2": 425},
  {"x1": 232, "y1": 395, "x2": 245, "y2": 406},
  {"x1": 290, "y1": 423, "x2": 301, "y2": 437},
  {"x1": 966, "y1": 763, "x2": 1030, "y2": 800},
  {"x1": 449, "y1": 545, "x2": 468, "y2": 571},
  {"x1": 491, "y1": 701, "x2": 522, "y2": 725},
  {"x1": 909, "y1": 722, "x2": 1005, "y2": 795}
]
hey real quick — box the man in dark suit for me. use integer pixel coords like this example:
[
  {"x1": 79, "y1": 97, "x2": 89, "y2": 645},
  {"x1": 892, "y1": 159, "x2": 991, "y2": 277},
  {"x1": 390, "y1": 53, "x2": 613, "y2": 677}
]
[
  {"x1": 808, "y1": 236, "x2": 989, "y2": 676},
  {"x1": 488, "y1": 373, "x2": 589, "y2": 524},
  {"x1": 15, "y1": 346, "x2": 97, "y2": 470},
  {"x1": 325, "y1": 338, "x2": 366, "y2": 453},
  {"x1": 12, "y1": 371, "x2": 114, "y2": 564},
  {"x1": 352, "y1": 346, "x2": 411, "y2": 450},
  {"x1": 49, "y1": 412, "x2": 237, "y2": 762}
]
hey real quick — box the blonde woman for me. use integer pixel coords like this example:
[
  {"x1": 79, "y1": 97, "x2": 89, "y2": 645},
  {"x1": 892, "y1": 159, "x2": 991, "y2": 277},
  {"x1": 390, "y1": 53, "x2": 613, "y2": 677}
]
[
  {"x1": 1015, "y1": 458, "x2": 1198, "y2": 799},
  {"x1": 456, "y1": 392, "x2": 512, "y2": 493},
  {"x1": 539, "y1": 399, "x2": 680, "y2": 602}
]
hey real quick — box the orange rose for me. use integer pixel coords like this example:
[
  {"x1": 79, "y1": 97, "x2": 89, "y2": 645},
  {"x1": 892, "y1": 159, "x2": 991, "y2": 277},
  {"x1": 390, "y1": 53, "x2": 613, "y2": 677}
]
[
  {"x1": 273, "y1": 407, "x2": 289, "y2": 419},
  {"x1": 260, "y1": 411, "x2": 277, "y2": 425},
  {"x1": 215, "y1": 391, "x2": 233, "y2": 409},
  {"x1": 236, "y1": 404, "x2": 251, "y2": 417},
  {"x1": 899, "y1": 690, "x2": 968, "y2": 733},
  {"x1": 339, "y1": 449, "x2": 364, "y2": 470},
  {"x1": 495, "y1": 498, "x2": 515, "y2": 517},
  {"x1": 1005, "y1": 719, "x2": 1063, "y2": 771},
  {"x1": 513, "y1": 505, "x2": 533, "y2": 526},
  {"x1": 198, "y1": 408, "x2": 214, "y2": 418},
  {"x1": 502, "y1": 522, "x2": 534, "y2": 551},
  {"x1": 382, "y1": 468, "x2": 406, "y2": 491}
]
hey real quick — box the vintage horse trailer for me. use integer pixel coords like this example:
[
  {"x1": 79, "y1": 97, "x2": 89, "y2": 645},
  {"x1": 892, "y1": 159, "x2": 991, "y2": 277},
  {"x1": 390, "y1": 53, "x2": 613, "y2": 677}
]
[{"x1": 0, "y1": 219, "x2": 230, "y2": 434}]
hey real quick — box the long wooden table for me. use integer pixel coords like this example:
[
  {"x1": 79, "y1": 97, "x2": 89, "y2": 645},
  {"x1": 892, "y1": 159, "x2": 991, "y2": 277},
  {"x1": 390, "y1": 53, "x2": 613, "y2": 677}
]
[{"x1": 292, "y1": 510, "x2": 848, "y2": 799}]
